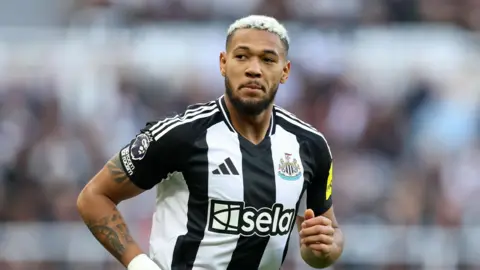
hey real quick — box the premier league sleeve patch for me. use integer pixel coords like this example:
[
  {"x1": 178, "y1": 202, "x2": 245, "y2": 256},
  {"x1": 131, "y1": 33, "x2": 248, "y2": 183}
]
[{"x1": 130, "y1": 133, "x2": 151, "y2": 161}]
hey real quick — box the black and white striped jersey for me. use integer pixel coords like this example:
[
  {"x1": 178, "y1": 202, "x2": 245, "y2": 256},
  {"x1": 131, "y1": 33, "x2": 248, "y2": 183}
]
[{"x1": 118, "y1": 95, "x2": 333, "y2": 270}]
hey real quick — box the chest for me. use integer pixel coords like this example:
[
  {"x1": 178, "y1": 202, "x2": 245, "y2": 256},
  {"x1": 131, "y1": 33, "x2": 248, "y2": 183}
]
[{"x1": 198, "y1": 129, "x2": 311, "y2": 210}]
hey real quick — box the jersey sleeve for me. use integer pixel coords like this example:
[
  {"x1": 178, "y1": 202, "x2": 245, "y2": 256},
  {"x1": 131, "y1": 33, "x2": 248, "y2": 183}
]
[
  {"x1": 118, "y1": 119, "x2": 192, "y2": 190},
  {"x1": 298, "y1": 135, "x2": 333, "y2": 217}
]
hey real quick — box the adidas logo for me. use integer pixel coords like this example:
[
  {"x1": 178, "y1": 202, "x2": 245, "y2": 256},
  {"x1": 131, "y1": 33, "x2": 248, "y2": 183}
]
[{"x1": 212, "y1": 158, "x2": 239, "y2": 175}]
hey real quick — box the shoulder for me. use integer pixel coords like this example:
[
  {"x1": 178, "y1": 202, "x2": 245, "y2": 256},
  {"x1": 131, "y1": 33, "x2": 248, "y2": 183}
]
[
  {"x1": 274, "y1": 105, "x2": 331, "y2": 158},
  {"x1": 142, "y1": 99, "x2": 223, "y2": 142}
]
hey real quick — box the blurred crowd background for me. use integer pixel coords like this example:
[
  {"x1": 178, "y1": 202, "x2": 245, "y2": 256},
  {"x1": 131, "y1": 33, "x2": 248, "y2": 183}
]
[{"x1": 1, "y1": 0, "x2": 480, "y2": 269}]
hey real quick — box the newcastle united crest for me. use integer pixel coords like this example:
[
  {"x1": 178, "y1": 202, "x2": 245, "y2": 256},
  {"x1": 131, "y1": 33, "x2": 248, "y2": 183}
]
[{"x1": 278, "y1": 153, "x2": 302, "y2": 181}]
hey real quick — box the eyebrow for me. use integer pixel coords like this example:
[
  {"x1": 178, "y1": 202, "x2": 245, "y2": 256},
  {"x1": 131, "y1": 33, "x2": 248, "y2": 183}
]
[{"x1": 235, "y1": 46, "x2": 279, "y2": 57}]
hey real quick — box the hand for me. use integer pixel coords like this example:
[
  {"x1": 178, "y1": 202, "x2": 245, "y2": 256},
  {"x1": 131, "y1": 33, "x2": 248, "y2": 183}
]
[{"x1": 299, "y1": 209, "x2": 335, "y2": 258}]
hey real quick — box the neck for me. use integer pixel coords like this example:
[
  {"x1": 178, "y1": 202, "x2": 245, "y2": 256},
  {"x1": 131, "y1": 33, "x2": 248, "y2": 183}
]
[{"x1": 224, "y1": 96, "x2": 272, "y2": 145}]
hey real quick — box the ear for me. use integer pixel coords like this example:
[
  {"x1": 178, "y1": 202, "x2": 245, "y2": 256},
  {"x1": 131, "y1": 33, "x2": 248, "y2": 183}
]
[
  {"x1": 219, "y1": 52, "x2": 227, "y2": 77},
  {"x1": 280, "y1": 61, "x2": 291, "y2": 84}
]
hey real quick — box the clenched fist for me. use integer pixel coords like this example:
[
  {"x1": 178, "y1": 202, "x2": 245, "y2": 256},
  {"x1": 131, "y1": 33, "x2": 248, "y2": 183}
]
[{"x1": 299, "y1": 209, "x2": 335, "y2": 258}]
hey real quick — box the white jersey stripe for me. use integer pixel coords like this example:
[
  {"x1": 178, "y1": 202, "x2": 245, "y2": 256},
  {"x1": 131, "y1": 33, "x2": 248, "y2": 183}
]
[
  {"x1": 148, "y1": 101, "x2": 216, "y2": 133},
  {"x1": 150, "y1": 103, "x2": 217, "y2": 135},
  {"x1": 148, "y1": 102, "x2": 214, "y2": 132},
  {"x1": 193, "y1": 121, "x2": 243, "y2": 269},
  {"x1": 150, "y1": 104, "x2": 218, "y2": 137},
  {"x1": 275, "y1": 111, "x2": 332, "y2": 157},
  {"x1": 154, "y1": 108, "x2": 219, "y2": 141}
]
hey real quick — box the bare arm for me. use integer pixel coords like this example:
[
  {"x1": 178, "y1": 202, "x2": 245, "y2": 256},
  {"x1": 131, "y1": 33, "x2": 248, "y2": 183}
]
[
  {"x1": 296, "y1": 207, "x2": 344, "y2": 268},
  {"x1": 77, "y1": 154, "x2": 146, "y2": 267},
  {"x1": 78, "y1": 116, "x2": 193, "y2": 269}
]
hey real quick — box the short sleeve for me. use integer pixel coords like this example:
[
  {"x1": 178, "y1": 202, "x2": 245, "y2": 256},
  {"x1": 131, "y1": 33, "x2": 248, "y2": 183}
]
[
  {"x1": 298, "y1": 136, "x2": 333, "y2": 217},
  {"x1": 118, "y1": 120, "x2": 191, "y2": 190}
]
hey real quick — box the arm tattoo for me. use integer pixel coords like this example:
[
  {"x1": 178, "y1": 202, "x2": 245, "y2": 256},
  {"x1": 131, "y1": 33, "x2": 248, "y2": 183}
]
[
  {"x1": 86, "y1": 208, "x2": 135, "y2": 260},
  {"x1": 106, "y1": 154, "x2": 129, "y2": 184}
]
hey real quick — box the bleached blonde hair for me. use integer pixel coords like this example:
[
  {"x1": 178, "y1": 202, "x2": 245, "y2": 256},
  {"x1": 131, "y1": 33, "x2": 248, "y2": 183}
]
[{"x1": 226, "y1": 15, "x2": 290, "y2": 52}]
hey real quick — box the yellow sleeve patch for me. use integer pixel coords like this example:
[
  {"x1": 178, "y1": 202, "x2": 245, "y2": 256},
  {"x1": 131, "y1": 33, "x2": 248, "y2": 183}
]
[{"x1": 326, "y1": 162, "x2": 333, "y2": 200}]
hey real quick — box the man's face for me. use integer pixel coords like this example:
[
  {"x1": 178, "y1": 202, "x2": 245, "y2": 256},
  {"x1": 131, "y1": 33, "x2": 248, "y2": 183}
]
[{"x1": 220, "y1": 29, "x2": 291, "y2": 116}]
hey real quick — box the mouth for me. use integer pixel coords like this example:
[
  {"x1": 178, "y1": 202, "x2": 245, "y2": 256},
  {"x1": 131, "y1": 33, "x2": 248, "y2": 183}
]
[{"x1": 240, "y1": 83, "x2": 264, "y2": 92}]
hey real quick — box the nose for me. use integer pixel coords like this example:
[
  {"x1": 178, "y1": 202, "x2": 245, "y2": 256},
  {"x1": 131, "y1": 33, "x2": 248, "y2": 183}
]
[{"x1": 245, "y1": 59, "x2": 262, "y2": 78}]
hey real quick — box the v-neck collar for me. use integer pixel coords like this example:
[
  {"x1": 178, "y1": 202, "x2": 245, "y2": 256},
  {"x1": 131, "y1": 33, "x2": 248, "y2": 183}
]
[{"x1": 216, "y1": 95, "x2": 276, "y2": 143}]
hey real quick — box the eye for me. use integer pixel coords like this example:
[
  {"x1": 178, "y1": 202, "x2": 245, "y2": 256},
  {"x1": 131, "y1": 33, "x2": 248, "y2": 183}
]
[
  {"x1": 235, "y1": 55, "x2": 247, "y2": 60},
  {"x1": 263, "y1": 58, "x2": 275, "y2": 63}
]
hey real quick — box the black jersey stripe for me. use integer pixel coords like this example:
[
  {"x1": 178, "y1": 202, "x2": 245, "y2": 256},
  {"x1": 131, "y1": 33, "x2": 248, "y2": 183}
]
[
  {"x1": 227, "y1": 137, "x2": 276, "y2": 270},
  {"x1": 171, "y1": 130, "x2": 210, "y2": 270}
]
